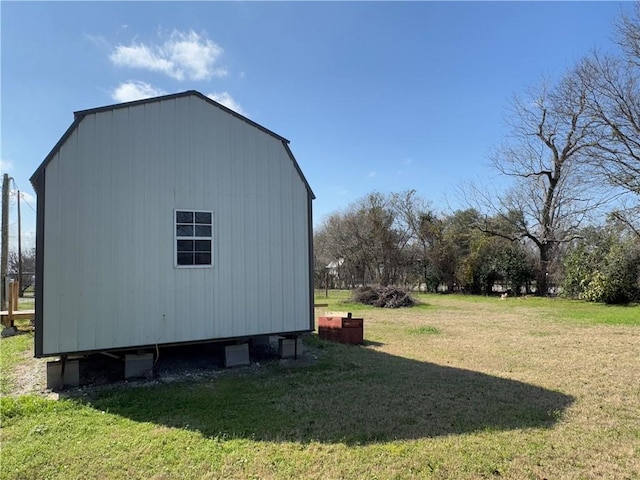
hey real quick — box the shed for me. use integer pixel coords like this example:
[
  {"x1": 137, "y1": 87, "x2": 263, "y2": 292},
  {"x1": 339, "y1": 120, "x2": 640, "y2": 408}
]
[{"x1": 30, "y1": 90, "x2": 315, "y2": 358}]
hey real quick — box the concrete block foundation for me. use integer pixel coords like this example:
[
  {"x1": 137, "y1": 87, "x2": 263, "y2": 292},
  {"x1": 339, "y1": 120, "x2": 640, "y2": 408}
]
[
  {"x1": 124, "y1": 353, "x2": 154, "y2": 379},
  {"x1": 279, "y1": 337, "x2": 303, "y2": 358},
  {"x1": 224, "y1": 343, "x2": 250, "y2": 367},
  {"x1": 46, "y1": 359, "x2": 80, "y2": 389}
]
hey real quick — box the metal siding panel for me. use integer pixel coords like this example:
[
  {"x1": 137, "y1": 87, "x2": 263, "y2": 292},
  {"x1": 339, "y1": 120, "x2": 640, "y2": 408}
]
[
  {"x1": 183, "y1": 98, "x2": 216, "y2": 342},
  {"x1": 45, "y1": 119, "x2": 87, "y2": 354},
  {"x1": 281, "y1": 164, "x2": 296, "y2": 332},
  {"x1": 173, "y1": 97, "x2": 217, "y2": 341},
  {"x1": 291, "y1": 169, "x2": 308, "y2": 332},
  {"x1": 128, "y1": 104, "x2": 152, "y2": 344},
  {"x1": 293, "y1": 180, "x2": 312, "y2": 330},
  {"x1": 275, "y1": 143, "x2": 293, "y2": 334},
  {"x1": 216, "y1": 106, "x2": 233, "y2": 337},
  {"x1": 144, "y1": 100, "x2": 174, "y2": 345},
  {"x1": 243, "y1": 133, "x2": 260, "y2": 334},
  {"x1": 76, "y1": 114, "x2": 101, "y2": 352},
  {"x1": 256, "y1": 139, "x2": 272, "y2": 335},
  {"x1": 229, "y1": 124, "x2": 247, "y2": 337},
  {"x1": 113, "y1": 106, "x2": 142, "y2": 346},
  {"x1": 89, "y1": 110, "x2": 117, "y2": 352},
  {"x1": 268, "y1": 147, "x2": 285, "y2": 333},
  {"x1": 110, "y1": 107, "x2": 141, "y2": 348},
  {"x1": 197, "y1": 103, "x2": 216, "y2": 341},
  {"x1": 61, "y1": 119, "x2": 86, "y2": 353},
  {"x1": 214, "y1": 112, "x2": 229, "y2": 337}
]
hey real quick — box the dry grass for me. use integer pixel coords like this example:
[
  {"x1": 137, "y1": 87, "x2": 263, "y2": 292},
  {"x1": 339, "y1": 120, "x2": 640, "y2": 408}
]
[
  {"x1": 332, "y1": 293, "x2": 640, "y2": 479},
  {"x1": 1, "y1": 292, "x2": 638, "y2": 479}
]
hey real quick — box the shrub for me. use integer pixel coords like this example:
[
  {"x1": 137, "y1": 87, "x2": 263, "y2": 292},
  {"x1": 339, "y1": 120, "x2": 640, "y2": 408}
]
[
  {"x1": 563, "y1": 234, "x2": 640, "y2": 304},
  {"x1": 352, "y1": 285, "x2": 417, "y2": 308}
]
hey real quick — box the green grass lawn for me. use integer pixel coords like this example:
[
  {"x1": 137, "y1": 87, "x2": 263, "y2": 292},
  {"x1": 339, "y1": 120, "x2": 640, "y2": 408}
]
[{"x1": 1, "y1": 292, "x2": 639, "y2": 479}]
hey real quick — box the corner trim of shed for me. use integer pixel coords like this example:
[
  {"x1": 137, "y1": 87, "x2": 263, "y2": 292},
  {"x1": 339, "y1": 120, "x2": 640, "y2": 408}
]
[{"x1": 33, "y1": 170, "x2": 45, "y2": 357}]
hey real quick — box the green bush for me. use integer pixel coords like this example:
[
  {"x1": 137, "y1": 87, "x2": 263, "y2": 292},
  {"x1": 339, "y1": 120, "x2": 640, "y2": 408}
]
[{"x1": 564, "y1": 234, "x2": 640, "y2": 304}]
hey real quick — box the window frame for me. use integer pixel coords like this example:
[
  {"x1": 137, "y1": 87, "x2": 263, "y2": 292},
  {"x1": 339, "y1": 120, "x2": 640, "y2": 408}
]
[{"x1": 174, "y1": 209, "x2": 214, "y2": 269}]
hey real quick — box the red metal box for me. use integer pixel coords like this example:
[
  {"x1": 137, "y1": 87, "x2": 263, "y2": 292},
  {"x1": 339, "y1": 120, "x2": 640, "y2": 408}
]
[{"x1": 318, "y1": 315, "x2": 364, "y2": 344}]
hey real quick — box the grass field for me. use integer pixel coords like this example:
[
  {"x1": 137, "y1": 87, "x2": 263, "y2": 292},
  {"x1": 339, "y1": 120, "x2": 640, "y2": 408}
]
[{"x1": 1, "y1": 292, "x2": 639, "y2": 479}]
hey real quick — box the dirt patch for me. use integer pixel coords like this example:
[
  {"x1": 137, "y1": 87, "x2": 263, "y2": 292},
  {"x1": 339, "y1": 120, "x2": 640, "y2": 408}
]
[{"x1": 10, "y1": 349, "x2": 49, "y2": 396}]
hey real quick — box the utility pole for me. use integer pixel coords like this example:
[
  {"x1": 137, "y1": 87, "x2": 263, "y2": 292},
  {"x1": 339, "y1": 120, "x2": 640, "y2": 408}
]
[
  {"x1": 1, "y1": 173, "x2": 9, "y2": 311},
  {"x1": 17, "y1": 190, "x2": 22, "y2": 297}
]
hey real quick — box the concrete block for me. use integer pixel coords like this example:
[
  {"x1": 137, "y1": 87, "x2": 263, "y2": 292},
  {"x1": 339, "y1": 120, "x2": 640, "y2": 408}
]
[
  {"x1": 46, "y1": 360, "x2": 80, "y2": 389},
  {"x1": 224, "y1": 343, "x2": 249, "y2": 367},
  {"x1": 279, "y1": 337, "x2": 304, "y2": 358},
  {"x1": 124, "y1": 353, "x2": 154, "y2": 379},
  {"x1": 1, "y1": 326, "x2": 18, "y2": 338}
]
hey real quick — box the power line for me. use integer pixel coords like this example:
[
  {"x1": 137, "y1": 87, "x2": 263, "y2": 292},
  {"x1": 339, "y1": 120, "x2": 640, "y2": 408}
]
[{"x1": 7, "y1": 179, "x2": 36, "y2": 213}]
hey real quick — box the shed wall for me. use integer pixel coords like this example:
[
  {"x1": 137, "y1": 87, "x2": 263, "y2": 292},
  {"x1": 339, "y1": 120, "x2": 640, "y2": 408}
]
[{"x1": 41, "y1": 95, "x2": 311, "y2": 355}]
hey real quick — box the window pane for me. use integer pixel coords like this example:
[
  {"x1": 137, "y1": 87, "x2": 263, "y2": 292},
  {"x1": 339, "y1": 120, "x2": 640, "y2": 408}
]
[
  {"x1": 194, "y1": 225, "x2": 212, "y2": 237},
  {"x1": 177, "y1": 252, "x2": 194, "y2": 265},
  {"x1": 194, "y1": 240, "x2": 211, "y2": 252},
  {"x1": 176, "y1": 225, "x2": 193, "y2": 237},
  {"x1": 175, "y1": 210, "x2": 213, "y2": 267},
  {"x1": 176, "y1": 211, "x2": 193, "y2": 223},
  {"x1": 195, "y1": 212, "x2": 212, "y2": 224},
  {"x1": 177, "y1": 240, "x2": 193, "y2": 252},
  {"x1": 194, "y1": 253, "x2": 211, "y2": 265}
]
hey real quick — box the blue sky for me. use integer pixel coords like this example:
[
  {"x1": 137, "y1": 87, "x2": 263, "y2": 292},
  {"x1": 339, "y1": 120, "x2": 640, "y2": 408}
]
[{"x1": 1, "y1": 1, "x2": 632, "y2": 252}]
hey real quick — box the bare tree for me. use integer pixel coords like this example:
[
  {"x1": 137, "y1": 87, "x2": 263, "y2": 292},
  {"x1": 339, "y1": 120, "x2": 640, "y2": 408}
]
[
  {"x1": 8, "y1": 247, "x2": 35, "y2": 295},
  {"x1": 389, "y1": 190, "x2": 439, "y2": 290},
  {"x1": 618, "y1": 3, "x2": 640, "y2": 67},
  {"x1": 315, "y1": 191, "x2": 420, "y2": 288},
  {"x1": 353, "y1": 192, "x2": 413, "y2": 286},
  {"x1": 579, "y1": 54, "x2": 640, "y2": 196},
  {"x1": 478, "y1": 69, "x2": 609, "y2": 295},
  {"x1": 574, "y1": 5, "x2": 640, "y2": 235}
]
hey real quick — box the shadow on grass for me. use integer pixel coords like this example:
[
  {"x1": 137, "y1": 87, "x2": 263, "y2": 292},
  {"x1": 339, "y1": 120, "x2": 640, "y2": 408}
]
[{"x1": 70, "y1": 341, "x2": 574, "y2": 445}]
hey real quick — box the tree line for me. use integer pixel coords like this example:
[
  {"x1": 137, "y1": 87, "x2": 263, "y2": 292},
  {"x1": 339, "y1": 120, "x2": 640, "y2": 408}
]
[
  {"x1": 314, "y1": 5, "x2": 640, "y2": 303},
  {"x1": 315, "y1": 191, "x2": 538, "y2": 296}
]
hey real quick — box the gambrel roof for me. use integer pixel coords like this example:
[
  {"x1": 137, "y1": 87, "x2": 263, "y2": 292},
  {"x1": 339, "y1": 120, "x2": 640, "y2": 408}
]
[{"x1": 31, "y1": 90, "x2": 315, "y2": 199}]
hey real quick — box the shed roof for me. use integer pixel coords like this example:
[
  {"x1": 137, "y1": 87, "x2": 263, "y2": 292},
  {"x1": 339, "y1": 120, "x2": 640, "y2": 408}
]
[{"x1": 30, "y1": 90, "x2": 315, "y2": 199}]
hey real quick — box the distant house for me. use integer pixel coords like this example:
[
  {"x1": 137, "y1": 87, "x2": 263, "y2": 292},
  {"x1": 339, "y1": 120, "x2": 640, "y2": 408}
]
[{"x1": 30, "y1": 91, "x2": 315, "y2": 358}]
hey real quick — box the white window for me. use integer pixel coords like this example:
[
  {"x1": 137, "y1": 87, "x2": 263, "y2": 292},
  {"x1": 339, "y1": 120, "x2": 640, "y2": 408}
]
[{"x1": 175, "y1": 210, "x2": 213, "y2": 267}]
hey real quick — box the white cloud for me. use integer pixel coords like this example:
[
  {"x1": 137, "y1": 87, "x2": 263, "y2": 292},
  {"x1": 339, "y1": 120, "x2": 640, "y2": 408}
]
[
  {"x1": 111, "y1": 81, "x2": 167, "y2": 103},
  {"x1": 0, "y1": 158, "x2": 13, "y2": 172},
  {"x1": 206, "y1": 92, "x2": 244, "y2": 115},
  {"x1": 367, "y1": 171, "x2": 377, "y2": 178},
  {"x1": 111, "y1": 44, "x2": 173, "y2": 75},
  {"x1": 110, "y1": 30, "x2": 226, "y2": 81}
]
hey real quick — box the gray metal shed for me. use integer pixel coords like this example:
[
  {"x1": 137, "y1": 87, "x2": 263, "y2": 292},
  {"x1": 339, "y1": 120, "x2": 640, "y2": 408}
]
[{"x1": 30, "y1": 90, "x2": 315, "y2": 358}]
